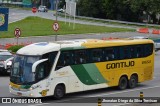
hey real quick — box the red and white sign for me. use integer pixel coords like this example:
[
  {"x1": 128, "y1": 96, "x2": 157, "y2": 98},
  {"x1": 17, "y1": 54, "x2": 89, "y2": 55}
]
[
  {"x1": 32, "y1": 7, "x2": 37, "y2": 13},
  {"x1": 14, "y1": 28, "x2": 21, "y2": 38},
  {"x1": 53, "y1": 22, "x2": 59, "y2": 32}
]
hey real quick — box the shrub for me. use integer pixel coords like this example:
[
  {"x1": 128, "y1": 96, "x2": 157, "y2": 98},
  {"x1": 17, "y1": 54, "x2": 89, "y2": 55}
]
[{"x1": 7, "y1": 45, "x2": 24, "y2": 53}]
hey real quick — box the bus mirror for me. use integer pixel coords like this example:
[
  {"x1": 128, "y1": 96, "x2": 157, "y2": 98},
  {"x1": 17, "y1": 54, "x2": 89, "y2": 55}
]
[{"x1": 32, "y1": 59, "x2": 48, "y2": 73}]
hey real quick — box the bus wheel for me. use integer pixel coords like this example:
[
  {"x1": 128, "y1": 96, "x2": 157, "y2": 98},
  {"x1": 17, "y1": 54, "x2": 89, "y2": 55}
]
[
  {"x1": 54, "y1": 85, "x2": 65, "y2": 99},
  {"x1": 128, "y1": 75, "x2": 138, "y2": 89},
  {"x1": 118, "y1": 76, "x2": 128, "y2": 90}
]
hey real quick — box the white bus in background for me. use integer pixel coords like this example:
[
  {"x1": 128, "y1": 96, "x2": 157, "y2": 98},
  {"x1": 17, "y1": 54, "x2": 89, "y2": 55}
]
[{"x1": 9, "y1": 39, "x2": 154, "y2": 99}]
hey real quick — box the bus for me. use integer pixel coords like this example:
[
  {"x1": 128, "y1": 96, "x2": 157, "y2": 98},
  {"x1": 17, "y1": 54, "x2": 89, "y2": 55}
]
[{"x1": 9, "y1": 39, "x2": 154, "y2": 99}]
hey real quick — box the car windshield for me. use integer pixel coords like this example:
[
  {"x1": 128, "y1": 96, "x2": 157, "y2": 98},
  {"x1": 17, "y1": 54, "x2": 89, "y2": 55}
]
[
  {"x1": 0, "y1": 52, "x2": 12, "y2": 61},
  {"x1": 0, "y1": 55, "x2": 12, "y2": 61},
  {"x1": 10, "y1": 55, "x2": 40, "y2": 84}
]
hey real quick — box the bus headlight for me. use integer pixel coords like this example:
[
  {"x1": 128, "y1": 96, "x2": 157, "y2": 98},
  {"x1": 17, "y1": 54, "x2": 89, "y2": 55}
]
[{"x1": 29, "y1": 85, "x2": 40, "y2": 90}]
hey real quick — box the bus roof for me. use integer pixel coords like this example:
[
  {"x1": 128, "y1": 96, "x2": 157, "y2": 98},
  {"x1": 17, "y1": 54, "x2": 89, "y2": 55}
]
[{"x1": 17, "y1": 39, "x2": 154, "y2": 55}]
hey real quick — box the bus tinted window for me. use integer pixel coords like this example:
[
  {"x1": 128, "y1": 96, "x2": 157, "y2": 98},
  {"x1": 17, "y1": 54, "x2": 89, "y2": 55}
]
[
  {"x1": 91, "y1": 49, "x2": 103, "y2": 62},
  {"x1": 42, "y1": 51, "x2": 57, "y2": 76},
  {"x1": 56, "y1": 51, "x2": 73, "y2": 70},
  {"x1": 74, "y1": 50, "x2": 87, "y2": 64},
  {"x1": 136, "y1": 46, "x2": 143, "y2": 57},
  {"x1": 144, "y1": 44, "x2": 153, "y2": 57},
  {"x1": 104, "y1": 48, "x2": 115, "y2": 61}
]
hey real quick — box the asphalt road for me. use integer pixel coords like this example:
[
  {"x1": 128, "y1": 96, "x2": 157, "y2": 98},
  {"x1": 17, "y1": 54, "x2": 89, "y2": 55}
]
[
  {"x1": 1, "y1": 32, "x2": 160, "y2": 45},
  {"x1": 8, "y1": 8, "x2": 137, "y2": 29}
]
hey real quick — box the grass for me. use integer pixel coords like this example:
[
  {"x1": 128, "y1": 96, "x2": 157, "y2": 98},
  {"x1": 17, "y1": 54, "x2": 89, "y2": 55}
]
[{"x1": 0, "y1": 16, "x2": 134, "y2": 38}]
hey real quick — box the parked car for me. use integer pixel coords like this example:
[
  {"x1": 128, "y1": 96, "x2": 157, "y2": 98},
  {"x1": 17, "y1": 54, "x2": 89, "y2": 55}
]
[
  {"x1": 57, "y1": 8, "x2": 65, "y2": 13},
  {"x1": 127, "y1": 36, "x2": 149, "y2": 39},
  {"x1": 38, "y1": 5, "x2": 48, "y2": 12},
  {"x1": 0, "y1": 50, "x2": 14, "y2": 75}
]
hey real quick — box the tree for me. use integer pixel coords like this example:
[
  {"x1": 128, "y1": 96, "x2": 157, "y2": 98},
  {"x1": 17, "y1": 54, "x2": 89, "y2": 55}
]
[{"x1": 77, "y1": 0, "x2": 160, "y2": 23}]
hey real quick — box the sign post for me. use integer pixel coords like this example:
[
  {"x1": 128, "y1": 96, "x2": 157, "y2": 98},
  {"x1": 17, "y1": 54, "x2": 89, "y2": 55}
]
[
  {"x1": 55, "y1": 0, "x2": 58, "y2": 41},
  {"x1": 53, "y1": 22, "x2": 59, "y2": 41},
  {"x1": 14, "y1": 28, "x2": 21, "y2": 45},
  {"x1": 32, "y1": 7, "x2": 37, "y2": 14}
]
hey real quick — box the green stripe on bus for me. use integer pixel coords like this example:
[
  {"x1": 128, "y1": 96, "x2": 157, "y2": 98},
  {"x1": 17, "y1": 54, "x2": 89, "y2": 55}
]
[
  {"x1": 71, "y1": 65, "x2": 97, "y2": 85},
  {"x1": 83, "y1": 64, "x2": 108, "y2": 83}
]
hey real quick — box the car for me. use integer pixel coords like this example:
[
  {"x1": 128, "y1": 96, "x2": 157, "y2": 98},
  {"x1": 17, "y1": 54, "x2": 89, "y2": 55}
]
[
  {"x1": 0, "y1": 51, "x2": 14, "y2": 75},
  {"x1": 57, "y1": 8, "x2": 65, "y2": 13},
  {"x1": 127, "y1": 36, "x2": 149, "y2": 39},
  {"x1": 38, "y1": 5, "x2": 48, "y2": 12}
]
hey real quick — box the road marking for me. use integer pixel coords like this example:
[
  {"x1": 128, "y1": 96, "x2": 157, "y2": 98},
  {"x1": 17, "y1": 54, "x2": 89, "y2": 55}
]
[{"x1": 28, "y1": 103, "x2": 50, "y2": 106}]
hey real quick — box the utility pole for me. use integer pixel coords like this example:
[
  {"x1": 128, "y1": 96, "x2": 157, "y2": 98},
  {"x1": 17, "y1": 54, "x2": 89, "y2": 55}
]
[
  {"x1": 55, "y1": 0, "x2": 58, "y2": 41},
  {"x1": 41, "y1": 0, "x2": 43, "y2": 5}
]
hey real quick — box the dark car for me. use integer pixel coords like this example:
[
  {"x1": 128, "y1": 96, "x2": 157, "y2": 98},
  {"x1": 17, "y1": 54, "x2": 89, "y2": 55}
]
[
  {"x1": 0, "y1": 51, "x2": 14, "y2": 74},
  {"x1": 38, "y1": 5, "x2": 48, "y2": 12}
]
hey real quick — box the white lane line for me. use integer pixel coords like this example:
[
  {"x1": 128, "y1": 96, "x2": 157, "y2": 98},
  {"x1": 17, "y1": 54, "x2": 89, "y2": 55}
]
[
  {"x1": 28, "y1": 85, "x2": 160, "y2": 106},
  {"x1": 28, "y1": 103, "x2": 50, "y2": 106}
]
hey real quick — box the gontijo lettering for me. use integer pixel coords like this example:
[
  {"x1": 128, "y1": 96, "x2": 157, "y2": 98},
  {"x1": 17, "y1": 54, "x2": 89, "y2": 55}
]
[{"x1": 106, "y1": 61, "x2": 135, "y2": 69}]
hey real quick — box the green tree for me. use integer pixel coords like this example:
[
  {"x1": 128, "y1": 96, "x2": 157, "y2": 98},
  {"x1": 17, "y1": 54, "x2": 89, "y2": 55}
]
[{"x1": 77, "y1": 0, "x2": 160, "y2": 23}]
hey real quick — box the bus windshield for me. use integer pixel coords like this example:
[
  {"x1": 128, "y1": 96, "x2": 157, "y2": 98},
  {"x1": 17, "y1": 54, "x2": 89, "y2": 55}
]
[{"x1": 10, "y1": 55, "x2": 40, "y2": 85}]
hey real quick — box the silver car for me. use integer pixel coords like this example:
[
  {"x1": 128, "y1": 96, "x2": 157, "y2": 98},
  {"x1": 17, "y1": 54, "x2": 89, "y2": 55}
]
[
  {"x1": 38, "y1": 5, "x2": 48, "y2": 12},
  {"x1": 0, "y1": 51, "x2": 14, "y2": 74}
]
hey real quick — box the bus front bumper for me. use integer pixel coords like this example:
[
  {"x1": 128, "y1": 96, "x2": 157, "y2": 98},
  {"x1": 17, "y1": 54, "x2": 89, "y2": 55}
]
[{"x1": 9, "y1": 87, "x2": 42, "y2": 97}]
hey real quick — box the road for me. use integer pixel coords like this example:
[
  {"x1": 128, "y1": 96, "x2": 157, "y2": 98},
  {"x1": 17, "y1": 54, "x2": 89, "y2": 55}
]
[
  {"x1": 8, "y1": 8, "x2": 137, "y2": 29},
  {"x1": 1, "y1": 32, "x2": 160, "y2": 45}
]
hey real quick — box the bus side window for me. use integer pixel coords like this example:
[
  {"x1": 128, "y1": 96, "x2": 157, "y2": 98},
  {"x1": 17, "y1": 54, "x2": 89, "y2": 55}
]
[
  {"x1": 56, "y1": 51, "x2": 72, "y2": 70},
  {"x1": 144, "y1": 44, "x2": 153, "y2": 57},
  {"x1": 129, "y1": 47, "x2": 136, "y2": 58},
  {"x1": 123, "y1": 47, "x2": 129, "y2": 59},
  {"x1": 91, "y1": 49, "x2": 103, "y2": 62},
  {"x1": 104, "y1": 48, "x2": 115, "y2": 61},
  {"x1": 136, "y1": 46, "x2": 143, "y2": 57},
  {"x1": 74, "y1": 50, "x2": 87, "y2": 64}
]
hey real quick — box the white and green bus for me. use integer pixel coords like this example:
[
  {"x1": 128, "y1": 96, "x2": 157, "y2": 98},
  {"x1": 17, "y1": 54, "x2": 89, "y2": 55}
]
[{"x1": 9, "y1": 39, "x2": 154, "y2": 99}]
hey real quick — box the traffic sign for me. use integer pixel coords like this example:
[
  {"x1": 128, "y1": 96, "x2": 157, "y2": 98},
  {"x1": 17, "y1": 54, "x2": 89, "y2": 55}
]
[
  {"x1": 53, "y1": 22, "x2": 59, "y2": 32},
  {"x1": 14, "y1": 28, "x2": 21, "y2": 38},
  {"x1": 32, "y1": 7, "x2": 37, "y2": 13}
]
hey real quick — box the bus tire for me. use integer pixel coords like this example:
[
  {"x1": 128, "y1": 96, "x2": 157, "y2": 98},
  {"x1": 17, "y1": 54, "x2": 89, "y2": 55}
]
[
  {"x1": 54, "y1": 85, "x2": 65, "y2": 99},
  {"x1": 128, "y1": 75, "x2": 138, "y2": 89},
  {"x1": 118, "y1": 76, "x2": 128, "y2": 90}
]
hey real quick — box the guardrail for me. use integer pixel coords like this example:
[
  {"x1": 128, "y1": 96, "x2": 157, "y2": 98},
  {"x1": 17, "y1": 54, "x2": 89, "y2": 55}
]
[{"x1": 75, "y1": 16, "x2": 160, "y2": 27}]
